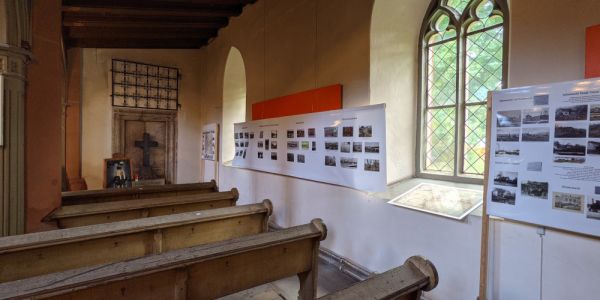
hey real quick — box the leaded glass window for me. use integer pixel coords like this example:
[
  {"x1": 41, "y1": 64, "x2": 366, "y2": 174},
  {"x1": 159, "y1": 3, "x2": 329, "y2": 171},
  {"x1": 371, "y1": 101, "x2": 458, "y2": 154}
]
[{"x1": 419, "y1": 0, "x2": 508, "y2": 180}]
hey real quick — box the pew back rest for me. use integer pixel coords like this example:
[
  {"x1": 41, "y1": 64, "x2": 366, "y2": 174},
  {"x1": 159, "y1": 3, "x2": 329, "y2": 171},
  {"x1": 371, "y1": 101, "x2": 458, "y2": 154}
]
[
  {"x1": 0, "y1": 200, "x2": 272, "y2": 283},
  {"x1": 45, "y1": 188, "x2": 239, "y2": 228},
  {"x1": 62, "y1": 180, "x2": 219, "y2": 206},
  {"x1": 0, "y1": 219, "x2": 327, "y2": 300}
]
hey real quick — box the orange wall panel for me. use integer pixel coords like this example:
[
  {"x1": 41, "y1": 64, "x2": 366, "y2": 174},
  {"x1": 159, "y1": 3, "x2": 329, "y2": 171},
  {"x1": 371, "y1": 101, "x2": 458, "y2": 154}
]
[
  {"x1": 252, "y1": 84, "x2": 342, "y2": 120},
  {"x1": 586, "y1": 24, "x2": 600, "y2": 79}
]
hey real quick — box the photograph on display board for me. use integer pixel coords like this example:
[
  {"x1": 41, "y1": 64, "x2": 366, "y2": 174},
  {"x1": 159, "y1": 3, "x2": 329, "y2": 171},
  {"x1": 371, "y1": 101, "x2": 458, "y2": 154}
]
[
  {"x1": 523, "y1": 107, "x2": 549, "y2": 124},
  {"x1": 271, "y1": 140, "x2": 278, "y2": 150},
  {"x1": 259, "y1": 131, "x2": 263, "y2": 138},
  {"x1": 265, "y1": 139, "x2": 270, "y2": 150},
  {"x1": 340, "y1": 157, "x2": 358, "y2": 169},
  {"x1": 522, "y1": 127, "x2": 550, "y2": 142},
  {"x1": 325, "y1": 155, "x2": 336, "y2": 166},
  {"x1": 495, "y1": 143, "x2": 520, "y2": 157},
  {"x1": 365, "y1": 142, "x2": 380, "y2": 153},
  {"x1": 312, "y1": 141, "x2": 316, "y2": 151},
  {"x1": 497, "y1": 128, "x2": 520, "y2": 142},
  {"x1": 271, "y1": 152, "x2": 277, "y2": 160},
  {"x1": 555, "y1": 122, "x2": 587, "y2": 138},
  {"x1": 250, "y1": 132, "x2": 254, "y2": 139},
  {"x1": 526, "y1": 161, "x2": 543, "y2": 172},
  {"x1": 491, "y1": 188, "x2": 516, "y2": 205},
  {"x1": 287, "y1": 130, "x2": 294, "y2": 138},
  {"x1": 364, "y1": 159, "x2": 380, "y2": 172},
  {"x1": 553, "y1": 139, "x2": 586, "y2": 156},
  {"x1": 493, "y1": 171, "x2": 518, "y2": 187},
  {"x1": 271, "y1": 130, "x2": 278, "y2": 138},
  {"x1": 496, "y1": 110, "x2": 521, "y2": 127},
  {"x1": 298, "y1": 154, "x2": 305, "y2": 163},
  {"x1": 359, "y1": 125, "x2": 372, "y2": 137},
  {"x1": 521, "y1": 180, "x2": 549, "y2": 199},
  {"x1": 533, "y1": 94, "x2": 549, "y2": 106},
  {"x1": 553, "y1": 156, "x2": 586, "y2": 164},
  {"x1": 287, "y1": 141, "x2": 298, "y2": 150},
  {"x1": 587, "y1": 196, "x2": 600, "y2": 220},
  {"x1": 324, "y1": 127, "x2": 338, "y2": 138},
  {"x1": 244, "y1": 132, "x2": 249, "y2": 139},
  {"x1": 555, "y1": 104, "x2": 588, "y2": 121},
  {"x1": 258, "y1": 152, "x2": 263, "y2": 159},
  {"x1": 341, "y1": 142, "x2": 351, "y2": 153},
  {"x1": 325, "y1": 142, "x2": 339, "y2": 150},
  {"x1": 297, "y1": 129, "x2": 305, "y2": 138},
  {"x1": 258, "y1": 141, "x2": 264, "y2": 148},
  {"x1": 308, "y1": 128, "x2": 316, "y2": 138},
  {"x1": 287, "y1": 153, "x2": 294, "y2": 162},
  {"x1": 590, "y1": 122, "x2": 600, "y2": 138},
  {"x1": 353, "y1": 142, "x2": 362, "y2": 152},
  {"x1": 588, "y1": 140, "x2": 600, "y2": 155},
  {"x1": 591, "y1": 104, "x2": 600, "y2": 121},
  {"x1": 242, "y1": 150, "x2": 246, "y2": 159},
  {"x1": 552, "y1": 192, "x2": 584, "y2": 213},
  {"x1": 343, "y1": 126, "x2": 353, "y2": 137},
  {"x1": 302, "y1": 141, "x2": 309, "y2": 150}
]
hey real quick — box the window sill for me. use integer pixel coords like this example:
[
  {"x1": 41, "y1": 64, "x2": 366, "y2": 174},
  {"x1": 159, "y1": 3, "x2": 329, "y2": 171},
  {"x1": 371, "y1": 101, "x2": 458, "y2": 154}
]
[{"x1": 371, "y1": 177, "x2": 484, "y2": 219}]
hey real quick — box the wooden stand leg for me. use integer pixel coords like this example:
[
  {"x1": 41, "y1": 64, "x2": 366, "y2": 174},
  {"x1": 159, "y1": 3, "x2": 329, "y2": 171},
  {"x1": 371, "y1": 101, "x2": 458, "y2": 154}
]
[{"x1": 298, "y1": 269, "x2": 317, "y2": 300}]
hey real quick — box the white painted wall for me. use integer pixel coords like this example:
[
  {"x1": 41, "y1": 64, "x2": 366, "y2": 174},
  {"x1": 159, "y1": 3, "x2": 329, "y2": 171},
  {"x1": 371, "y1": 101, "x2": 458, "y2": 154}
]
[
  {"x1": 195, "y1": 0, "x2": 600, "y2": 299},
  {"x1": 222, "y1": 47, "x2": 247, "y2": 163}
]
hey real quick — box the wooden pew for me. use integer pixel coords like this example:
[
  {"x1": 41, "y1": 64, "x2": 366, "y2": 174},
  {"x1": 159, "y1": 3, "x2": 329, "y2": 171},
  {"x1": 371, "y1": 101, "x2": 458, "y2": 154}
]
[
  {"x1": 0, "y1": 200, "x2": 272, "y2": 283},
  {"x1": 0, "y1": 219, "x2": 327, "y2": 300},
  {"x1": 62, "y1": 180, "x2": 219, "y2": 206},
  {"x1": 43, "y1": 188, "x2": 239, "y2": 228},
  {"x1": 317, "y1": 256, "x2": 439, "y2": 300}
]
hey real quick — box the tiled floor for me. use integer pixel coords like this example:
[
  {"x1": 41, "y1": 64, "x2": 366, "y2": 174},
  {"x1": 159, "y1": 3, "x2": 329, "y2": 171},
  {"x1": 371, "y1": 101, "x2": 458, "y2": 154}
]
[{"x1": 220, "y1": 259, "x2": 359, "y2": 300}]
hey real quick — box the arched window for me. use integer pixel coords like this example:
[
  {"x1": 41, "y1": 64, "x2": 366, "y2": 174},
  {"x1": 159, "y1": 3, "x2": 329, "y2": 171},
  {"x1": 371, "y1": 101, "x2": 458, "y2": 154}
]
[{"x1": 417, "y1": 0, "x2": 508, "y2": 181}]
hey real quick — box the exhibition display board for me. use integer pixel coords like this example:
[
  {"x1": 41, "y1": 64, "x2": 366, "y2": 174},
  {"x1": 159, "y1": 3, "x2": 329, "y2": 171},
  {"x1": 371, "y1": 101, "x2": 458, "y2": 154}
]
[
  {"x1": 233, "y1": 104, "x2": 387, "y2": 192},
  {"x1": 487, "y1": 78, "x2": 600, "y2": 237}
]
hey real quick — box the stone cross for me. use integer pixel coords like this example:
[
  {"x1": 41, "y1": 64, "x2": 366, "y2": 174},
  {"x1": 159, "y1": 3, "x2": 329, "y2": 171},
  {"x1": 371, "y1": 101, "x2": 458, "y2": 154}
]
[{"x1": 135, "y1": 133, "x2": 159, "y2": 167}]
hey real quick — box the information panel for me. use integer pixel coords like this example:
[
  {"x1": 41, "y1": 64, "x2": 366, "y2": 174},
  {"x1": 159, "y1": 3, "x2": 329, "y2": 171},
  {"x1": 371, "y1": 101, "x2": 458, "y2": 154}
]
[
  {"x1": 488, "y1": 78, "x2": 600, "y2": 237},
  {"x1": 233, "y1": 104, "x2": 387, "y2": 192}
]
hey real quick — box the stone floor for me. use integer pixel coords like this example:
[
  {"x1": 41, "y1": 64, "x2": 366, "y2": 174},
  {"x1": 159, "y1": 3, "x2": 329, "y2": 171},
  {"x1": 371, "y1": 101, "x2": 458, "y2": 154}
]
[{"x1": 219, "y1": 259, "x2": 359, "y2": 299}]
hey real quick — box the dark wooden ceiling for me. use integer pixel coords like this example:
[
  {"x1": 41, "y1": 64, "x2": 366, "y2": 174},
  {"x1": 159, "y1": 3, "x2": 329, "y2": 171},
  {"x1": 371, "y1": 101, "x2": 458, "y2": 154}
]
[{"x1": 62, "y1": 0, "x2": 257, "y2": 49}]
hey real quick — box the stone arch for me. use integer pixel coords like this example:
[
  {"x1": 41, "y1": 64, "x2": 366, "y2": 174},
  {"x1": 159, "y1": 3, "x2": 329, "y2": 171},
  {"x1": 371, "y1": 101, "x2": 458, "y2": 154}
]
[{"x1": 221, "y1": 46, "x2": 247, "y2": 163}]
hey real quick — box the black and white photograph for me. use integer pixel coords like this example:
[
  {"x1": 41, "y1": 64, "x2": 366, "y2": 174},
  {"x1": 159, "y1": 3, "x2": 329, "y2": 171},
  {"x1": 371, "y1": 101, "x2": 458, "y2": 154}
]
[
  {"x1": 353, "y1": 142, "x2": 362, "y2": 152},
  {"x1": 258, "y1": 141, "x2": 264, "y2": 148},
  {"x1": 324, "y1": 127, "x2": 338, "y2": 138},
  {"x1": 494, "y1": 171, "x2": 518, "y2": 187},
  {"x1": 359, "y1": 125, "x2": 373, "y2": 137},
  {"x1": 244, "y1": 132, "x2": 249, "y2": 139},
  {"x1": 302, "y1": 141, "x2": 309, "y2": 150},
  {"x1": 495, "y1": 143, "x2": 520, "y2": 157},
  {"x1": 523, "y1": 108, "x2": 549, "y2": 124},
  {"x1": 364, "y1": 159, "x2": 380, "y2": 172},
  {"x1": 555, "y1": 122, "x2": 587, "y2": 138},
  {"x1": 497, "y1": 128, "x2": 520, "y2": 142},
  {"x1": 527, "y1": 161, "x2": 543, "y2": 172},
  {"x1": 365, "y1": 142, "x2": 380, "y2": 153},
  {"x1": 590, "y1": 122, "x2": 600, "y2": 138},
  {"x1": 308, "y1": 128, "x2": 316, "y2": 138},
  {"x1": 297, "y1": 129, "x2": 305, "y2": 138},
  {"x1": 591, "y1": 105, "x2": 600, "y2": 121},
  {"x1": 552, "y1": 192, "x2": 584, "y2": 213},
  {"x1": 258, "y1": 152, "x2": 263, "y2": 159},
  {"x1": 325, "y1": 155, "x2": 336, "y2": 167},
  {"x1": 297, "y1": 154, "x2": 305, "y2": 163},
  {"x1": 340, "y1": 157, "x2": 358, "y2": 169},
  {"x1": 287, "y1": 153, "x2": 294, "y2": 162},
  {"x1": 287, "y1": 141, "x2": 298, "y2": 150},
  {"x1": 235, "y1": 142, "x2": 239, "y2": 148},
  {"x1": 553, "y1": 156, "x2": 586, "y2": 164},
  {"x1": 521, "y1": 180, "x2": 549, "y2": 199},
  {"x1": 271, "y1": 130, "x2": 278, "y2": 138},
  {"x1": 533, "y1": 94, "x2": 549, "y2": 106},
  {"x1": 271, "y1": 152, "x2": 277, "y2": 160},
  {"x1": 234, "y1": 133, "x2": 238, "y2": 139},
  {"x1": 491, "y1": 188, "x2": 516, "y2": 205},
  {"x1": 242, "y1": 150, "x2": 246, "y2": 159},
  {"x1": 244, "y1": 141, "x2": 249, "y2": 147},
  {"x1": 265, "y1": 139, "x2": 270, "y2": 150},
  {"x1": 325, "y1": 142, "x2": 339, "y2": 151},
  {"x1": 596, "y1": 186, "x2": 600, "y2": 195},
  {"x1": 341, "y1": 142, "x2": 351, "y2": 153},
  {"x1": 249, "y1": 133, "x2": 254, "y2": 139},
  {"x1": 553, "y1": 139, "x2": 586, "y2": 156},
  {"x1": 587, "y1": 196, "x2": 600, "y2": 220},
  {"x1": 555, "y1": 104, "x2": 588, "y2": 121},
  {"x1": 259, "y1": 131, "x2": 264, "y2": 139},
  {"x1": 343, "y1": 126, "x2": 354, "y2": 137},
  {"x1": 312, "y1": 141, "x2": 316, "y2": 151},
  {"x1": 270, "y1": 140, "x2": 278, "y2": 150},
  {"x1": 496, "y1": 110, "x2": 521, "y2": 127},
  {"x1": 287, "y1": 130, "x2": 294, "y2": 138},
  {"x1": 522, "y1": 127, "x2": 550, "y2": 142},
  {"x1": 588, "y1": 140, "x2": 600, "y2": 155}
]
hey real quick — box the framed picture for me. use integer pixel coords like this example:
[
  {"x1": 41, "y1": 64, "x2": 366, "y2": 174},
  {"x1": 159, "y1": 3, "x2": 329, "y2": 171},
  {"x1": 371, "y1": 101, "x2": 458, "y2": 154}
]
[
  {"x1": 202, "y1": 123, "x2": 219, "y2": 161},
  {"x1": 104, "y1": 158, "x2": 133, "y2": 188}
]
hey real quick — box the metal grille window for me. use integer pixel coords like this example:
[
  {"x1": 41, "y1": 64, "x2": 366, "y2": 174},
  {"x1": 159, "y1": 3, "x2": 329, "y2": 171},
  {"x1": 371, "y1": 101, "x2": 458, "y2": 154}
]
[
  {"x1": 112, "y1": 59, "x2": 179, "y2": 110},
  {"x1": 418, "y1": 0, "x2": 508, "y2": 182}
]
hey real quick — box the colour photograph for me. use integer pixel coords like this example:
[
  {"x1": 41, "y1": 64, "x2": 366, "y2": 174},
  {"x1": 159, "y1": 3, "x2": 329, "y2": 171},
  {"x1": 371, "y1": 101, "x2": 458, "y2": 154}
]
[
  {"x1": 324, "y1": 127, "x2": 338, "y2": 138},
  {"x1": 359, "y1": 125, "x2": 373, "y2": 137},
  {"x1": 343, "y1": 126, "x2": 354, "y2": 137}
]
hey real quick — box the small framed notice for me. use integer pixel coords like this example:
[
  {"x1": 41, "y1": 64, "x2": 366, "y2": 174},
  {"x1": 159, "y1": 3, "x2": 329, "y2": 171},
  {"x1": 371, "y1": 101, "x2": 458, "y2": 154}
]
[
  {"x1": 487, "y1": 78, "x2": 600, "y2": 237},
  {"x1": 202, "y1": 123, "x2": 219, "y2": 161}
]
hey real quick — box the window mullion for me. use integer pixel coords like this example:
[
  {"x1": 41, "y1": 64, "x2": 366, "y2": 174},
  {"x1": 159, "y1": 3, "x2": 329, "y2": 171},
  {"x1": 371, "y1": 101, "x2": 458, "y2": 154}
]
[{"x1": 455, "y1": 26, "x2": 466, "y2": 178}]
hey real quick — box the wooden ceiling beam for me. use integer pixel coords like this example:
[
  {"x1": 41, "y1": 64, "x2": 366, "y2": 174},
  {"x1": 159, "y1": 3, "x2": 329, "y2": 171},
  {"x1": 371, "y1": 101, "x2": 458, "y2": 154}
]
[
  {"x1": 62, "y1": 6, "x2": 242, "y2": 18},
  {"x1": 66, "y1": 38, "x2": 207, "y2": 49},
  {"x1": 63, "y1": 19, "x2": 227, "y2": 29},
  {"x1": 66, "y1": 27, "x2": 218, "y2": 40},
  {"x1": 62, "y1": 0, "x2": 256, "y2": 11}
]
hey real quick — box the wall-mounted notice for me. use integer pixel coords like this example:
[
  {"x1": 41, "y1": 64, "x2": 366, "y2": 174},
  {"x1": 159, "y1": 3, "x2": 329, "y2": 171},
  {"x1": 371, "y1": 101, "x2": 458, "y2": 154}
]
[
  {"x1": 233, "y1": 104, "x2": 387, "y2": 192},
  {"x1": 488, "y1": 78, "x2": 600, "y2": 237},
  {"x1": 202, "y1": 123, "x2": 218, "y2": 161}
]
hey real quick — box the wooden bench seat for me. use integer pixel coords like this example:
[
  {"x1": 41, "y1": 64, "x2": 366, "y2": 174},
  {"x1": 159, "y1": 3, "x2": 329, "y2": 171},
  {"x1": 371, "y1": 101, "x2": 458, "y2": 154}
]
[
  {"x1": 44, "y1": 188, "x2": 239, "y2": 228},
  {"x1": 62, "y1": 181, "x2": 218, "y2": 206},
  {"x1": 0, "y1": 219, "x2": 327, "y2": 300},
  {"x1": 0, "y1": 200, "x2": 272, "y2": 283},
  {"x1": 317, "y1": 256, "x2": 439, "y2": 300}
]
